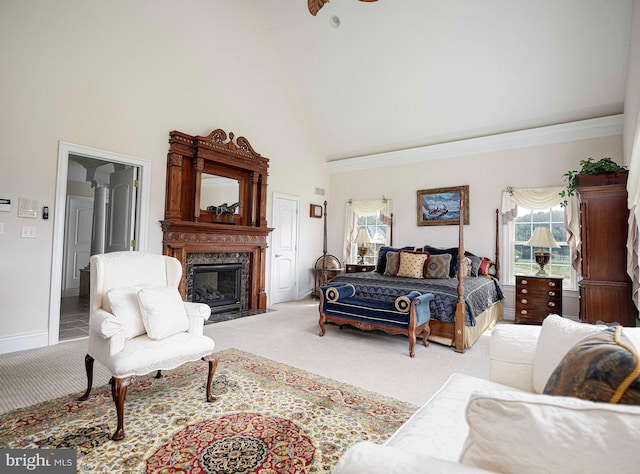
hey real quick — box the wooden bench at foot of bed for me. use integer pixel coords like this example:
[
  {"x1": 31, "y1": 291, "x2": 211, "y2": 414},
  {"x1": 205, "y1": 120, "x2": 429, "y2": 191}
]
[{"x1": 318, "y1": 283, "x2": 434, "y2": 357}]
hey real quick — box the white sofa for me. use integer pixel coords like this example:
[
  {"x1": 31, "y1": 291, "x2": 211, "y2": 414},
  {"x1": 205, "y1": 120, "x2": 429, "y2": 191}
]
[{"x1": 333, "y1": 315, "x2": 640, "y2": 474}]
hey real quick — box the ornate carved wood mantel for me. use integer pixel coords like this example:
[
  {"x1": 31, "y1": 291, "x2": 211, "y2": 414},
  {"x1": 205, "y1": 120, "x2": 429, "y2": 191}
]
[{"x1": 161, "y1": 128, "x2": 272, "y2": 310}]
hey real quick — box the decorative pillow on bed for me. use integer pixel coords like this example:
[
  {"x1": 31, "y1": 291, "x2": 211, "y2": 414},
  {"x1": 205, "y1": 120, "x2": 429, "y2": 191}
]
[
  {"x1": 395, "y1": 251, "x2": 430, "y2": 279},
  {"x1": 383, "y1": 251, "x2": 400, "y2": 276},
  {"x1": 423, "y1": 246, "x2": 459, "y2": 277},
  {"x1": 376, "y1": 246, "x2": 415, "y2": 273},
  {"x1": 424, "y1": 253, "x2": 451, "y2": 279}
]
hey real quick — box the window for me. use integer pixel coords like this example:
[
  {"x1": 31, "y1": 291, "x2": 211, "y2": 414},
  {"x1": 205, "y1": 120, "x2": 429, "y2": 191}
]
[
  {"x1": 352, "y1": 213, "x2": 389, "y2": 265},
  {"x1": 507, "y1": 205, "x2": 576, "y2": 289}
]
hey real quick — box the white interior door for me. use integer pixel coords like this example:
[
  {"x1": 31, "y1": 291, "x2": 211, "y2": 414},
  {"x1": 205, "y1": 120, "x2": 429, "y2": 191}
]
[
  {"x1": 105, "y1": 166, "x2": 138, "y2": 252},
  {"x1": 271, "y1": 193, "x2": 299, "y2": 304},
  {"x1": 62, "y1": 195, "x2": 93, "y2": 292}
]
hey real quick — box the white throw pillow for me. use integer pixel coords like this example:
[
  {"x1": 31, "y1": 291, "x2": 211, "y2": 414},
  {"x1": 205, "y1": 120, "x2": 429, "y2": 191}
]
[
  {"x1": 459, "y1": 390, "x2": 640, "y2": 473},
  {"x1": 137, "y1": 287, "x2": 189, "y2": 340},
  {"x1": 532, "y1": 314, "x2": 603, "y2": 393},
  {"x1": 106, "y1": 285, "x2": 147, "y2": 340}
]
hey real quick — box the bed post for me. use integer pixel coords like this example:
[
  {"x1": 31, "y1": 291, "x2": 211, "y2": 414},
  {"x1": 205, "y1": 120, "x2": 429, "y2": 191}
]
[
  {"x1": 495, "y1": 208, "x2": 500, "y2": 281},
  {"x1": 454, "y1": 191, "x2": 466, "y2": 353}
]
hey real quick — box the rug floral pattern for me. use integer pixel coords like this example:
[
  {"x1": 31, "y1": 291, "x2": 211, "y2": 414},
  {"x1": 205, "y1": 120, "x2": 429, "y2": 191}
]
[{"x1": 0, "y1": 349, "x2": 416, "y2": 473}]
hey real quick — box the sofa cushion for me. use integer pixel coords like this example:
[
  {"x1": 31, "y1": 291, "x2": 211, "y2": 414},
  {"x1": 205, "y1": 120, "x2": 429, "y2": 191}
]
[
  {"x1": 543, "y1": 326, "x2": 640, "y2": 404},
  {"x1": 106, "y1": 285, "x2": 147, "y2": 340},
  {"x1": 459, "y1": 390, "x2": 640, "y2": 473},
  {"x1": 532, "y1": 315, "x2": 604, "y2": 393},
  {"x1": 490, "y1": 324, "x2": 540, "y2": 392},
  {"x1": 385, "y1": 373, "x2": 520, "y2": 462},
  {"x1": 137, "y1": 287, "x2": 190, "y2": 340},
  {"x1": 395, "y1": 251, "x2": 429, "y2": 279},
  {"x1": 333, "y1": 441, "x2": 494, "y2": 474}
]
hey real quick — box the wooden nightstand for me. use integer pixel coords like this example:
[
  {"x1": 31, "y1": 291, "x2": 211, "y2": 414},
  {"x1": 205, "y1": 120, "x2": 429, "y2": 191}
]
[
  {"x1": 515, "y1": 275, "x2": 563, "y2": 325},
  {"x1": 345, "y1": 264, "x2": 375, "y2": 273}
]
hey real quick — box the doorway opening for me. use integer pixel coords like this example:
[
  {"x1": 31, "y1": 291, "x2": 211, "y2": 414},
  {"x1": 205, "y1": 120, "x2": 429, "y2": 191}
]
[{"x1": 49, "y1": 142, "x2": 151, "y2": 345}]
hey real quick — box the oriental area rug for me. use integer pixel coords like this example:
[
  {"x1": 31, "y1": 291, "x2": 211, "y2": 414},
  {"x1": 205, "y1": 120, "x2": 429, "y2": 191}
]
[{"x1": 0, "y1": 349, "x2": 416, "y2": 473}]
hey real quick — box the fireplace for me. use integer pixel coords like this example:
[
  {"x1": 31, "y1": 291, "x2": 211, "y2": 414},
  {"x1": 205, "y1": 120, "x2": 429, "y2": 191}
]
[
  {"x1": 191, "y1": 264, "x2": 242, "y2": 314},
  {"x1": 161, "y1": 128, "x2": 272, "y2": 312}
]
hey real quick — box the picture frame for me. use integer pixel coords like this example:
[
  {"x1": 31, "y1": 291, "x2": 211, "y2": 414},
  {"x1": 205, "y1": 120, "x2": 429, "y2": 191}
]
[
  {"x1": 310, "y1": 204, "x2": 323, "y2": 218},
  {"x1": 417, "y1": 185, "x2": 470, "y2": 226}
]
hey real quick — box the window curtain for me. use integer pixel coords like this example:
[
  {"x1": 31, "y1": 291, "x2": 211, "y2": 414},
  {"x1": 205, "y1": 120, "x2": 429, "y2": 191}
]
[
  {"x1": 501, "y1": 186, "x2": 581, "y2": 272},
  {"x1": 343, "y1": 198, "x2": 393, "y2": 264},
  {"x1": 626, "y1": 112, "x2": 640, "y2": 312}
]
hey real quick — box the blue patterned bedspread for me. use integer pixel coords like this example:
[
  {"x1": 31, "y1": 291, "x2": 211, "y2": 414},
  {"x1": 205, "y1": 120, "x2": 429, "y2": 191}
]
[{"x1": 328, "y1": 272, "x2": 504, "y2": 326}]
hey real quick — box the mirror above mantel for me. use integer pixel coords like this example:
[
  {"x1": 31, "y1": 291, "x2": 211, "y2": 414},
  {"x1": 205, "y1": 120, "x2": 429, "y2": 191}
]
[{"x1": 163, "y1": 128, "x2": 270, "y2": 228}]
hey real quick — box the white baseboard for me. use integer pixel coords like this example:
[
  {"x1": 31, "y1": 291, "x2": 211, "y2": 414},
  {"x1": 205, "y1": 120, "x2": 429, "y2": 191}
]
[{"x1": 0, "y1": 331, "x2": 49, "y2": 355}]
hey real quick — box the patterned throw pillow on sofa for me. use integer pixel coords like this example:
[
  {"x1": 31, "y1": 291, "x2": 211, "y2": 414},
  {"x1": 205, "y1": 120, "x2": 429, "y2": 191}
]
[
  {"x1": 543, "y1": 326, "x2": 640, "y2": 405},
  {"x1": 383, "y1": 251, "x2": 400, "y2": 276}
]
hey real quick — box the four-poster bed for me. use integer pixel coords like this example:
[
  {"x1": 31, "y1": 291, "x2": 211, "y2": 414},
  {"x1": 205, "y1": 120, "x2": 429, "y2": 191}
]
[{"x1": 318, "y1": 193, "x2": 503, "y2": 355}]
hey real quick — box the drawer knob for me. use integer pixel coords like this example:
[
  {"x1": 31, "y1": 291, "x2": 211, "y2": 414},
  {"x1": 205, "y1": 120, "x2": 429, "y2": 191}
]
[
  {"x1": 548, "y1": 281, "x2": 556, "y2": 287},
  {"x1": 521, "y1": 289, "x2": 528, "y2": 294},
  {"x1": 520, "y1": 310, "x2": 528, "y2": 315},
  {"x1": 548, "y1": 302, "x2": 556, "y2": 307},
  {"x1": 521, "y1": 299, "x2": 528, "y2": 304},
  {"x1": 521, "y1": 279, "x2": 528, "y2": 285},
  {"x1": 549, "y1": 291, "x2": 556, "y2": 296}
]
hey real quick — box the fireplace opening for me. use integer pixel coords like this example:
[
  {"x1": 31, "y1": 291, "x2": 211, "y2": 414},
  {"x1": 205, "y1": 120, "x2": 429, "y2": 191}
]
[{"x1": 191, "y1": 263, "x2": 242, "y2": 314}]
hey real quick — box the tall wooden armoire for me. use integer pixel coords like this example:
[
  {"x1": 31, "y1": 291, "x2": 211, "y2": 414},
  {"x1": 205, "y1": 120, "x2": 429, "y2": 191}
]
[{"x1": 575, "y1": 171, "x2": 637, "y2": 326}]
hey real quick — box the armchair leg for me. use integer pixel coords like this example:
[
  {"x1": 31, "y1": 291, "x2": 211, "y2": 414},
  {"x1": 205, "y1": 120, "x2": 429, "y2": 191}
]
[
  {"x1": 155, "y1": 370, "x2": 163, "y2": 379},
  {"x1": 110, "y1": 376, "x2": 134, "y2": 441},
  {"x1": 203, "y1": 353, "x2": 218, "y2": 402},
  {"x1": 78, "y1": 354, "x2": 94, "y2": 401}
]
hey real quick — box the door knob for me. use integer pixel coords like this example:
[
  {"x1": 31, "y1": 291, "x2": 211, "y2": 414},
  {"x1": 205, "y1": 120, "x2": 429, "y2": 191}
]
[{"x1": 275, "y1": 253, "x2": 282, "y2": 258}]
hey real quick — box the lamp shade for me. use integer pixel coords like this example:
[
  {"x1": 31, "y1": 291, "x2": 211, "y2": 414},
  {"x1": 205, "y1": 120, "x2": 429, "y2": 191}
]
[
  {"x1": 526, "y1": 227, "x2": 559, "y2": 248},
  {"x1": 354, "y1": 228, "x2": 372, "y2": 244}
]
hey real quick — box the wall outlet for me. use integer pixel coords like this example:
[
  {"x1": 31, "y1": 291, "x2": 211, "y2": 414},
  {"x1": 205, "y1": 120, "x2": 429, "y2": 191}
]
[{"x1": 21, "y1": 226, "x2": 36, "y2": 238}]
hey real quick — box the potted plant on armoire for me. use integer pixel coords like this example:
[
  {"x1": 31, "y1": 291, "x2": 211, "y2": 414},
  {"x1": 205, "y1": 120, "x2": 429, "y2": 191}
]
[{"x1": 561, "y1": 157, "x2": 637, "y2": 326}]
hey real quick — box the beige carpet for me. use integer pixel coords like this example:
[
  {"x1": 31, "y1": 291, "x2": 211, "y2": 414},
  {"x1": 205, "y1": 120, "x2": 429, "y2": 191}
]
[{"x1": 0, "y1": 299, "x2": 494, "y2": 413}]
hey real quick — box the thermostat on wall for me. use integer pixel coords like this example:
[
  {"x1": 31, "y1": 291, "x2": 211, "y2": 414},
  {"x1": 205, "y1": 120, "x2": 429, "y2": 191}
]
[
  {"x1": 18, "y1": 197, "x2": 38, "y2": 218},
  {"x1": 0, "y1": 198, "x2": 10, "y2": 212}
]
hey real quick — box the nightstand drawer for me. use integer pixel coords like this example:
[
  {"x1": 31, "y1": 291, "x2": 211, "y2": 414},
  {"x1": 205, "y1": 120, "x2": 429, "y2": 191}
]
[
  {"x1": 345, "y1": 264, "x2": 375, "y2": 273},
  {"x1": 515, "y1": 275, "x2": 563, "y2": 325}
]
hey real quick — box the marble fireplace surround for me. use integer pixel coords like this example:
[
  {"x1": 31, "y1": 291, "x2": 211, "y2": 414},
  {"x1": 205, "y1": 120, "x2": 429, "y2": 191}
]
[{"x1": 187, "y1": 252, "x2": 250, "y2": 312}]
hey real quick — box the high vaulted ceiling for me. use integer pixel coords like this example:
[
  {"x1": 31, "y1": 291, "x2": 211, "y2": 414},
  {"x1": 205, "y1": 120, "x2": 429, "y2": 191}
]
[{"x1": 245, "y1": 0, "x2": 632, "y2": 161}]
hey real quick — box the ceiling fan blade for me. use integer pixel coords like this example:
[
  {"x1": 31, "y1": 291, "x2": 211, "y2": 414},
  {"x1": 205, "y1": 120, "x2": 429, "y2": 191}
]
[{"x1": 308, "y1": 0, "x2": 330, "y2": 16}]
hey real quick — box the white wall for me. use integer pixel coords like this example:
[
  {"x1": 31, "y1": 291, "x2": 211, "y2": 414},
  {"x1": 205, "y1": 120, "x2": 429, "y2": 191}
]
[
  {"x1": 0, "y1": 1, "x2": 328, "y2": 349},
  {"x1": 624, "y1": 0, "x2": 640, "y2": 162},
  {"x1": 328, "y1": 132, "x2": 623, "y2": 318}
]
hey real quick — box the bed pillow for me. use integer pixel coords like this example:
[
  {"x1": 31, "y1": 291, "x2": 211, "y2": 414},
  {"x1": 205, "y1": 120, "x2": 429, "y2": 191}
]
[
  {"x1": 137, "y1": 287, "x2": 190, "y2": 340},
  {"x1": 424, "y1": 253, "x2": 451, "y2": 279},
  {"x1": 543, "y1": 326, "x2": 640, "y2": 405},
  {"x1": 395, "y1": 251, "x2": 429, "y2": 279},
  {"x1": 376, "y1": 246, "x2": 414, "y2": 273},
  {"x1": 459, "y1": 389, "x2": 640, "y2": 473},
  {"x1": 423, "y1": 246, "x2": 459, "y2": 277},
  {"x1": 383, "y1": 251, "x2": 400, "y2": 276}
]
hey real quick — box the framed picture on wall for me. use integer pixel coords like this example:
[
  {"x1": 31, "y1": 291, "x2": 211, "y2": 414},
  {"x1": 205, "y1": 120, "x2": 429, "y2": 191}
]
[
  {"x1": 310, "y1": 204, "x2": 323, "y2": 218},
  {"x1": 417, "y1": 185, "x2": 470, "y2": 226}
]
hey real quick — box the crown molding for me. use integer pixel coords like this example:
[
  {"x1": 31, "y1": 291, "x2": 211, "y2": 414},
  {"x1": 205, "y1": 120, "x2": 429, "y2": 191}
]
[{"x1": 328, "y1": 114, "x2": 624, "y2": 174}]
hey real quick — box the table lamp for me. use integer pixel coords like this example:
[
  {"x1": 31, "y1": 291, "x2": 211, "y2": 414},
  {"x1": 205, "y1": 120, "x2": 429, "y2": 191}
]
[
  {"x1": 526, "y1": 227, "x2": 560, "y2": 276},
  {"x1": 354, "y1": 228, "x2": 372, "y2": 264}
]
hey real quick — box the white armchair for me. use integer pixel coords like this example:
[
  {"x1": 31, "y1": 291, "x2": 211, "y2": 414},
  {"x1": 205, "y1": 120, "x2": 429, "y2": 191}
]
[{"x1": 78, "y1": 251, "x2": 216, "y2": 441}]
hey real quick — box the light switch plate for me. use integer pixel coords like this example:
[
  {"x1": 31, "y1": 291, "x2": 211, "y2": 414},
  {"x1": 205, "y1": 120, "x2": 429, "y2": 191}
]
[
  {"x1": 21, "y1": 226, "x2": 36, "y2": 238},
  {"x1": 0, "y1": 223, "x2": 4, "y2": 234}
]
